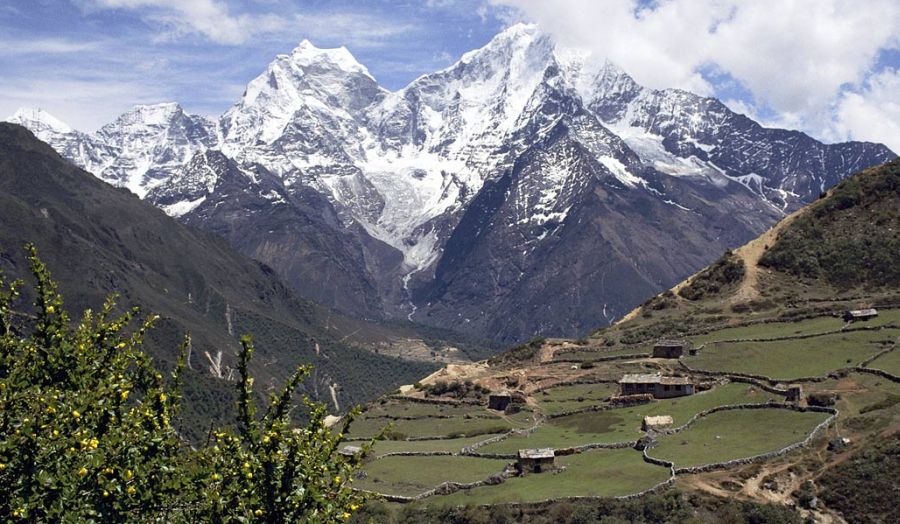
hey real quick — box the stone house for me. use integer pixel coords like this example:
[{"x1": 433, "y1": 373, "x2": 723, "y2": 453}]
[
  {"x1": 843, "y1": 308, "x2": 878, "y2": 322},
  {"x1": 488, "y1": 392, "x2": 512, "y2": 411},
  {"x1": 516, "y1": 448, "x2": 555, "y2": 474},
  {"x1": 619, "y1": 373, "x2": 695, "y2": 399},
  {"x1": 653, "y1": 339, "x2": 688, "y2": 358},
  {"x1": 642, "y1": 415, "x2": 674, "y2": 431}
]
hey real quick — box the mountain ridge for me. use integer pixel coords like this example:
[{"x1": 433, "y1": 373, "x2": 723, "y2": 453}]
[{"x1": 6, "y1": 23, "x2": 896, "y2": 343}]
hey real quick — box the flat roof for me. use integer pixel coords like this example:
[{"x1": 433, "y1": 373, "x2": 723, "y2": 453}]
[
  {"x1": 518, "y1": 448, "x2": 555, "y2": 459},
  {"x1": 847, "y1": 308, "x2": 878, "y2": 316},
  {"x1": 659, "y1": 376, "x2": 693, "y2": 385},
  {"x1": 643, "y1": 415, "x2": 674, "y2": 425},
  {"x1": 620, "y1": 373, "x2": 662, "y2": 384},
  {"x1": 655, "y1": 339, "x2": 688, "y2": 347}
]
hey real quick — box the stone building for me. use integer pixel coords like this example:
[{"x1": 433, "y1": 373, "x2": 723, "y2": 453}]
[
  {"x1": 642, "y1": 415, "x2": 674, "y2": 431},
  {"x1": 619, "y1": 373, "x2": 695, "y2": 399},
  {"x1": 516, "y1": 448, "x2": 555, "y2": 474},
  {"x1": 488, "y1": 392, "x2": 512, "y2": 411},
  {"x1": 843, "y1": 308, "x2": 878, "y2": 322},
  {"x1": 652, "y1": 339, "x2": 688, "y2": 358}
]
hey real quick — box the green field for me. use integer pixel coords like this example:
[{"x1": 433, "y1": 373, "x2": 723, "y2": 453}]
[
  {"x1": 647, "y1": 408, "x2": 830, "y2": 468},
  {"x1": 867, "y1": 348, "x2": 900, "y2": 376},
  {"x1": 552, "y1": 346, "x2": 650, "y2": 362},
  {"x1": 363, "y1": 400, "x2": 493, "y2": 419},
  {"x1": 685, "y1": 329, "x2": 899, "y2": 380},
  {"x1": 369, "y1": 435, "x2": 499, "y2": 456},
  {"x1": 479, "y1": 383, "x2": 773, "y2": 453},
  {"x1": 431, "y1": 448, "x2": 670, "y2": 504},
  {"x1": 690, "y1": 316, "x2": 845, "y2": 345},
  {"x1": 355, "y1": 455, "x2": 507, "y2": 497},
  {"x1": 536, "y1": 383, "x2": 619, "y2": 415},
  {"x1": 347, "y1": 414, "x2": 513, "y2": 440}
]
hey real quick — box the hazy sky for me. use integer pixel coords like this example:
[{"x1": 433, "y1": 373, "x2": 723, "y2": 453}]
[{"x1": 2, "y1": 0, "x2": 898, "y2": 151}]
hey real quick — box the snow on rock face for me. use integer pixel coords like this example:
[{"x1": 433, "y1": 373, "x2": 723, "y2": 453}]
[{"x1": 5, "y1": 23, "x2": 895, "y2": 326}]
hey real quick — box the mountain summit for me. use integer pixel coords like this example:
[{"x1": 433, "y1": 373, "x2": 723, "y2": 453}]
[{"x1": 7, "y1": 24, "x2": 896, "y2": 343}]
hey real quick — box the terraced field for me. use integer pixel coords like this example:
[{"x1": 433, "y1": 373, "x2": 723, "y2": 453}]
[
  {"x1": 369, "y1": 435, "x2": 498, "y2": 456},
  {"x1": 355, "y1": 455, "x2": 507, "y2": 497},
  {"x1": 347, "y1": 414, "x2": 514, "y2": 440},
  {"x1": 647, "y1": 408, "x2": 831, "y2": 468},
  {"x1": 535, "y1": 383, "x2": 619, "y2": 414},
  {"x1": 684, "y1": 329, "x2": 899, "y2": 380},
  {"x1": 431, "y1": 448, "x2": 671, "y2": 505},
  {"x1": 689, "y1": 316, "x2": 845, "y2": 345},
  {"x1": 551, "y1": 346, "x2": 651, "y2": 362},
  {"x1": 867, "y1": 348, "x2": 900, "y2": 376},
  {"x1": 479, "y1": 383, "x2": 776, "y2": 454}
]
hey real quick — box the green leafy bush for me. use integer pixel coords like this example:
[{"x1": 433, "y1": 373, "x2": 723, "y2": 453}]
[
  {"x1": 0, "y1": 246, "x2": 366, "y2": 522},
  {"x1": 679, "y1": 251, "x2": 745, "y2": 301}
]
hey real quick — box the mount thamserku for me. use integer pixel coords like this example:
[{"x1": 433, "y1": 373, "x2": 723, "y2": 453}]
[{"x1": 7, "y1": 23, "x2": 895, "y2": 343}]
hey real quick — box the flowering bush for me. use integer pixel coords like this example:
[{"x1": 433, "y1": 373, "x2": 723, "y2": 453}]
[{"x1": 0, "y1": 245, "x2": 367, "y2": 522}]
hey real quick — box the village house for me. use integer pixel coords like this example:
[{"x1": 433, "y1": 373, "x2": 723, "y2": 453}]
[
  {"x1": 516, "y1": 448, "x2": 555, "y2": 474},
  {"x1": 653, "y1": 339, "x2": 689, "y2": 358},
  {"x1": 642, "y1": 415, "x2": 674, "y2": 431},
  {"x1": 488, "y1": 392, "x2": 512, "y2": 411},
  {"x1": 786, "y1": 385, "x2": 803, "y2": 403},
  {"x1": 843, "y1": 308, "x2": 878, "y2": 322},
  {"x1": 619, "y1": 373, "x2": 695, "y2": 399}
]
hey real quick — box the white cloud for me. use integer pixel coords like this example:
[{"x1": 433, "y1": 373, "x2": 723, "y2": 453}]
[
  {"x1": 491, "y1": 0, "x2": 900, "y2": 148},
  {"x1": 0, "y1": 38, "x2": 101, "y2": 54},
  {"x1": 80, "y1": 0, "x2": 287, "y2": 45},
  {"x1": 830, "y1": 68, "x2": 900, "y2": 152},
  {"x1": 291, "y1": 12, "x2": 415, "y2": 49}
]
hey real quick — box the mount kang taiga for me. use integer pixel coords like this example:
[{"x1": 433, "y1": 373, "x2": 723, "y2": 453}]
[{"x1": 8, "y1": 24, "x2": 895, "y2": 344}]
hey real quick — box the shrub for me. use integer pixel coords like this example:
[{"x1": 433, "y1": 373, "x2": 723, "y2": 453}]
[
  {"x1": 0, "y1": 246, "x2": 365, "y2": 522},
  {"x1": 679, "y1": 251, "x2": 745, "y2": 301}
]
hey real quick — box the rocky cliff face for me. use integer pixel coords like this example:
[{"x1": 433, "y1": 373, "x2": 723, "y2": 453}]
[{"x1": 7, "y1": 24, "x2": 895, "y2": 343}]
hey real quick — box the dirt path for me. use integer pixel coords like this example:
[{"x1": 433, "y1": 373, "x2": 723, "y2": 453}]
[{"x1": 729, "y1": 209, "x2": 802, "y2": 303}]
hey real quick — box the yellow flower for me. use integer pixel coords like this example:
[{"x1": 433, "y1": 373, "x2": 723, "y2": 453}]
[
  {"x1": 350, "y1": 504, "x2": 359, "y2": 511},
  {"x1": 254, "y1": 509, "x2": 263, "y2": 517},
  {"x1": 159, "y1": 393, "x2": 167, "y2": 402},
  {"x1": 245, "y1": 472, "x2": 253, "y2": 479},
  {"x1": 211, "y1": 473, "x2": 221, "y2": 481},
  {"x1": 127, "y1": 486, "x2": 136, "y2": 495},
  {"x1": 102, "y1": 467, "x2": 113, "y2": 475},
  {"x1": 120, "y1": 390, "x2": 129, "y2": 401},
  {"x1": 52, "y1": 429, "x2": 59, "y2": 437},
  {"x1": 334, "y1": 476, "x2": 342, "y2": 484},
  {"x1": 46, "y1": 406, "x2": 56, "y2": 414},
  {"x1": 342, "y1": 512, "x2": 351, "y2": 521},
  {"x1": 261, "y1": 435, "x2": 270, "y2": 444},
  {"x1": 117, "y1": 342, "x2": 126, "y2": 349},
  {"x1": 0, "y1": 463, "x2": 6, "y2": 471},
  {"x1": 242, "y1": 462, "x2": 250, "y2": 469},
  {"x1": 71, "y1": 410, "x2": 81, "y2": 419},
  {"x1": 46, "y1": 305, "x2": 55, "y2": 314},
  {"x1": 124, "y1": 469, "x2": 133, "y2": 480},
  {"x1": 78, "y1": 467, "x2": 88, "y2": 477}
]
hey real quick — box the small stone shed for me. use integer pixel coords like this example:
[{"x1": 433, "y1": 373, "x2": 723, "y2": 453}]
[
  {"x1": 488, "y1": 392, "x2": 512, "y2": 411},
  {"x1": 338, "y1": 445, "x2": 362, "y2": 457},
  {"x1": 843, "y1": 308, "x2": 878, "y2": 322},
  {"x1": 786, "y1": 385, "x2": 803, "y2": 402},
  {"x1": 653, "y1": 339, "x2": 689, "y2": 358},
  {"x1": 620, "y1": 373, "x2": 695, "y2": 399},
  {"x1": 516, "y1": 448, "x2": 555, "y2": 474},
  {"x1": 642, "y1": 415, "x2": 674, "y2": 431}
]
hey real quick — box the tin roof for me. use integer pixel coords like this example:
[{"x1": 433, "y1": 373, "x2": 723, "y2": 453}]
[
  {"x1": 518, "y1": 448, "x2": 555, "y2": 460},
  {"x1": 659, "y1": 376, "x2": 693, "y2": 385},
  {"x1": 620, "y1": 373, "x2": 662, "y2": 384},
  {"x1": 643, "y1": 415, "x2": 674, "y2": 426},
  {"x1": 847, "y1": 308, "x2": 878, "y2": 317},
  {"x1": 655, "y1": 339, "x2": 688, "y2": 347}
]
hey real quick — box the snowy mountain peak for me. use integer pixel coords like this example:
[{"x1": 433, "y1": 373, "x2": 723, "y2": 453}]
[
  {"x1": 289, "y1": 39, "x2": 371, "y2": 77},
  {"x1": 8, "y1": 107, "x2": 73, "y2": 134},
  {"x1": 104, "y1": 102, "x2": 191, "y2": 130}
]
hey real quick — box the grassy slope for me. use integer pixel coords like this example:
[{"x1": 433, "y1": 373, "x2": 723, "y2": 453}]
[
  {"x1": 432, "y1": 448, "x2": 671, "y2": 504},
  {"x1": 647, "y1": 409, "x2": 830, "y2": 467},
  {"x1": 355, "y1": 455, "x2": 507, "y2": 497}
]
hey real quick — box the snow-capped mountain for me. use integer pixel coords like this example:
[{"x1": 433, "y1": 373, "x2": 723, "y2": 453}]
[{"x1": 7, "y1": 23, "x2": 895, "y2": 343}]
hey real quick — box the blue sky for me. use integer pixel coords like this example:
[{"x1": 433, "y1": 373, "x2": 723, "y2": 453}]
[{"x1": 2, "y1": 1, "x2": 898, "y2": 151}]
